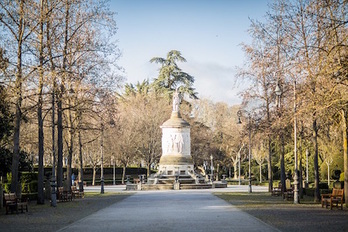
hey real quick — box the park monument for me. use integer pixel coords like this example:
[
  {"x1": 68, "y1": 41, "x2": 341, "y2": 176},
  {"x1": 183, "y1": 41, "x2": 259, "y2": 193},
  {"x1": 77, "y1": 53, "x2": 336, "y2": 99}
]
[
  {"x1": 157, "y1": 89, "x2": 194, "y2": 177},
  {"x1": 128, "y1": 88, "x2": 227, "y2": 190}
]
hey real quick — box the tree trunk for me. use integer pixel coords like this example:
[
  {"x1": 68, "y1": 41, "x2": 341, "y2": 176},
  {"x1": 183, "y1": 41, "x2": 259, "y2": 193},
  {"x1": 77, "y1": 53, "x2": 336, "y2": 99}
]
[
  {"x1": 268, "y1": 135, "x2": 273, "y2": 192},
  {"x1": 216, "y1": 163, "x2": 220, "y2": 181},
  {"x1": 122, "y1": 165, "x2": 126, "y2": 184},
  {"x1": 78, "y1": 130, "x2": 84, "y2": 192},
  {"x1": 51, "y1": 79, "x2": 57, "y2": 206},
  {"x1": 66, "y1": 107, "x2": 74, "y2": 191},
  {"x1": 57, "y1": 88, "x2": 63, "y2": 188},
  {"x1": 233, "y1": 161, "x2": 238, "y2": 179},
  {"x1": 313, "y1": 117, "x2": 320, "y2": 202},
  {"x1": 37, "y1": 92, "x2": 44, "y2": 204},
  {"x1": 37, "y1": 0, "x2": 45, "y2": 205},
  {"x1": 147, "y1": 163, "x2": 151, "y2": 178},
  {"x1": 342, "y1": 108, "x2": 348, "y2": 206},
  {"x1": 299, "y1": 147, "x2": 304, "y2": 198},
  {"x1": 92, "y1": 166, "x2": 96, "y2": 186},
  {"x1": 67, "y1": 143, "x2": 72, "y2": 190},
  {"x1": 57, "y1": 0, "x2": 70, "y2": 188},
  {"x1": 280, "y1": 134, "x2": 286, "y2": 194},
  {"x1": 327, "y1": 164, "x2": 330, "y2": 186},
  {"x1": 47, "y1": 3, "x2": 57, "y2": 206},
  {"x1": 10, "y1": 0, "x2": 24, "y2": 194},
  {"x1": 299, "y1": 124, "x2": 304, "y2": 199}
]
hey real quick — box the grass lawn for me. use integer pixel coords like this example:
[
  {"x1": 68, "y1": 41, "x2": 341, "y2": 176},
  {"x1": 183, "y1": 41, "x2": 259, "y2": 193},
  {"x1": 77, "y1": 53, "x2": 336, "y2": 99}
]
[
  {"x1": 215, "y1": 192, "x2": 348, "y2": 232},
  {"x1": 0, "y1": 192, "x2": 132, "y2": 232}
]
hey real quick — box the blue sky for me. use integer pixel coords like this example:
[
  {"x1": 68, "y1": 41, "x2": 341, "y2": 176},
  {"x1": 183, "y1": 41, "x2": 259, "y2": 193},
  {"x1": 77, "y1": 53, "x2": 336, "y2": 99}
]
[{"x1": 110, "y1": 0, "x2": 270, "y2": 105}]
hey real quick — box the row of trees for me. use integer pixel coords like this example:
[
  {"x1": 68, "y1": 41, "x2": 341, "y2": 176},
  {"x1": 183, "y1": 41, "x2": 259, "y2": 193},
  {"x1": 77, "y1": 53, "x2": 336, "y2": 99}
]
[
  {"x1": 1, "y1": 0, "x2": 346, "y2": 207},
  {"x1": 238, "y1": 0, "x2": 348, "y2": 203},
  {"x1": 0, "y1": 1, "x2": 203, "y2": 207},
  {"x1": 0, "y1": 0, "x2": 121, "y2": 204}
]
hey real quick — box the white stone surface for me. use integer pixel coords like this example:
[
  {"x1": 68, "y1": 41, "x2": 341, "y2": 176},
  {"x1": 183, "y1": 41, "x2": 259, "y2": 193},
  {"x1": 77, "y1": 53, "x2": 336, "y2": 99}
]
[
  {"x1": 161, "y1": 127, "x2": 190, "y2": 156},
  {"x1": 158, "y1": 164, "x2": 194, "y2": 176}
]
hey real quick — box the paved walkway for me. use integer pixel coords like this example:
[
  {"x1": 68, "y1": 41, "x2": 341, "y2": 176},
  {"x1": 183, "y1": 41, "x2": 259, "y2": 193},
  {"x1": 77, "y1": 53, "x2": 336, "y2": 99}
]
[{"x1": 58, "y1": 188, "x2": 279, "y2": 232}]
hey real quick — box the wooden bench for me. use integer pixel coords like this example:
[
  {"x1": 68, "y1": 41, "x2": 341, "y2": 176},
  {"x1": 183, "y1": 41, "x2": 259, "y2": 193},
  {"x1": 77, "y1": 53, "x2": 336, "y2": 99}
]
[
  {"x1": 283, "y1": 179, "x2": 294, "y2": 200},
  {"x1": 271, "y1": 183, "x2": 282, "y2": 196},
  {"x1": 58, "y1": 187, "x2": 73, "y2": 202},
  {"x1": 321, "y1": 188, "x2": 344, "y2": 210},
  {"x1": 4, "y1": 193, "x2": 28, "y2": 214},
  {"x1": 71, "y1": 186, "x2": 84, "y2": 199}
]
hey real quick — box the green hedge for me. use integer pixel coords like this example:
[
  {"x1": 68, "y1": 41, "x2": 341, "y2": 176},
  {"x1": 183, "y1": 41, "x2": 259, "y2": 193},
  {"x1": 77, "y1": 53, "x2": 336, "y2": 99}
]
[
  {"x1": 22, "y1": 193, "x2": 38, "y2": 201},
  {"x1": 21, "y1": 172, "x2": 38, "y2": 183},
  {"x1": 3, "y1": 183, "x2": 10, "y2": 193}
]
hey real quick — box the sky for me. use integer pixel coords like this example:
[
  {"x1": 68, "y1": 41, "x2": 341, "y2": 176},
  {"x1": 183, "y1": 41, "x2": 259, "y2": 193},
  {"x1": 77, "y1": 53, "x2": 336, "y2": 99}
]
[{"x1": 110, "y1": 0, "x2": 270, "y2": 105}]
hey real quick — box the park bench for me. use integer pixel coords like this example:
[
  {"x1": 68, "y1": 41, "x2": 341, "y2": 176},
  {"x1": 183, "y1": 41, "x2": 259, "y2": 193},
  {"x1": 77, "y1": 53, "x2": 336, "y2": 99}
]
[
  {"x1": 283, "y1": 179, "x2": 294, "y2": 200},
  {"x1": 321, "y1": 188, "x2": 344, "y2": 210},
  {"x1": 271, "y1": 183, "x2": 282, "y2": 196},
  {"x1": 58, "y1": 187, "x2": 73, "y2": 202},
  {"x1": 4, "y1": 193, "x2": 28, "y2": 214},
  {"x1": 71, "y1": 186, "x2": 84, "y2": 199}
]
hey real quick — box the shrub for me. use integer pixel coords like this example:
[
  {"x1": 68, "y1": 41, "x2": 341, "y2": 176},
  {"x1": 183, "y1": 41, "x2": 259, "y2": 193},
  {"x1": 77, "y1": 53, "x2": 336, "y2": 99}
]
[
  {"x1": 6, "y1": 172, "x2": 11, "y2": 183},
  {"x1": 3, "y1": 183, "x2": 10, "y2": 193},
  {"x1": 339, "y1": 172, "x2": 344, "y2": 182},
  {"x1": 21, "y1": 182, "x2": 29, "y2": 193},
  {"x1": 22, "y1": 193, "x2": 38, "y2": 201},
  {"x1": 21, "y1": 172, "x2": 38, "y2": 183},
  {"x1": 28, "y1": 181, "x2": 38, "y2": 193}
]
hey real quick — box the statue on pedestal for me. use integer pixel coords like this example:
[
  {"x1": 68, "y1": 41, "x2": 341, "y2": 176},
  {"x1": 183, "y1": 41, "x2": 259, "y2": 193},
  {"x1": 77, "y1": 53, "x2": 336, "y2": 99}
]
[{"x1": 172, "y1": 87, "x2": 181, "y2": 112}]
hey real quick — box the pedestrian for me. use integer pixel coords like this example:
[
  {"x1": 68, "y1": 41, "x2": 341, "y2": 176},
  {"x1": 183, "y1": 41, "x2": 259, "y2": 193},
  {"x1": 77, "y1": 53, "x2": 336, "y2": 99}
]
[{"x1": 71, "y1": 173, "x2": 75, "y2": 186}]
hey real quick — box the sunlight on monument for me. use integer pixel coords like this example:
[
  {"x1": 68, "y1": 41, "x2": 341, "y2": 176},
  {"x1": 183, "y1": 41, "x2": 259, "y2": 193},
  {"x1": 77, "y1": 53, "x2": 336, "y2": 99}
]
[{"x1": 128, "y1": 88, "x2": 227, "y2": 190}]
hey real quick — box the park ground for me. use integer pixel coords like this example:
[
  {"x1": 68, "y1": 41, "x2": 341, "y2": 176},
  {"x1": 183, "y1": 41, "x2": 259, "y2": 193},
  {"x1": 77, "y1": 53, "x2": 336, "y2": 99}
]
[{"x1": 0, "y1": 189, "x2": 347, "y2": 232}]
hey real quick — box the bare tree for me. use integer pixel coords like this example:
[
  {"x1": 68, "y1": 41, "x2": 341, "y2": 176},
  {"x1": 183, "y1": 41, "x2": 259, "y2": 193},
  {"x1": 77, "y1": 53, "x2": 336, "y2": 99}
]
[{"x1": 0, "y1": 0, "x2": 39, "y2": 193}]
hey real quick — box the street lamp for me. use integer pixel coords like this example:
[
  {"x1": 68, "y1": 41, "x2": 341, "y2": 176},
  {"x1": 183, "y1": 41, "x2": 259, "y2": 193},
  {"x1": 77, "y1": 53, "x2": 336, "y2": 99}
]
[{"x1": 237, "y1": 110, "x2": 252, "y2": 193}]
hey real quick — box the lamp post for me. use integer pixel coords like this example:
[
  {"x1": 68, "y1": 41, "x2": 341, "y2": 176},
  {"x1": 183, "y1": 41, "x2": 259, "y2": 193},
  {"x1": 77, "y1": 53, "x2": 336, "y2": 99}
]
[
  {"x1": 100, "y1": 123, "x2": 104, "y2": 194},
  {"x1": 237, "y1": 110, "x2": 252, "y2": 193}
]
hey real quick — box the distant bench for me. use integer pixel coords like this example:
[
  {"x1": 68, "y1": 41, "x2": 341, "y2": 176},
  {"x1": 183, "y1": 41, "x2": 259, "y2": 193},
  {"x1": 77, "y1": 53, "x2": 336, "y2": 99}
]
[
  {"x1": 321, "y1": 188, "x2": 344, "y2": 210},
  {"x1": 4, "y1": 193, "x2": 28, "y2": 214}
]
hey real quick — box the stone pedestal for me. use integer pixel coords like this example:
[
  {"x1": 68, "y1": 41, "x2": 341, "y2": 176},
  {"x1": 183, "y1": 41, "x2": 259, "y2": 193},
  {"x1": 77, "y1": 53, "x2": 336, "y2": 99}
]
[
  {"x1": 158, "y1": 111, "x2": 194, "y2": 177},
  {"x1": 174, "y1": 182, "x2": 180, "y2": 190}
]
